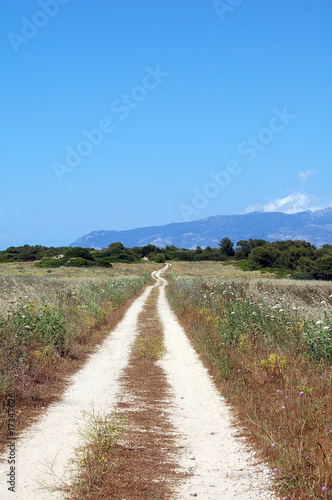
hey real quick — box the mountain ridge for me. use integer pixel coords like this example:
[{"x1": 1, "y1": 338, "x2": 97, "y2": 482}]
[{"x1": 70, "y1": 208, "x2": 332, "y2": 249}]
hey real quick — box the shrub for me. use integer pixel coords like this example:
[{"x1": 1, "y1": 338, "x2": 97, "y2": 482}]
[
  {"x1": 35, "y1": 258, "x2": 65, "y2": 268},
  {"x1": 66, "y1": 258, "x2": 93, "y2": 267},
  {"x1": 64, "y1": 247, "x2": 94, "y2": 261}
]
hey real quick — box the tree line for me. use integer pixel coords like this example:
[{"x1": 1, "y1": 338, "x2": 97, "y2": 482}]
[{"x1": 0, "y1": 238, "x2": 331, "y2": 280}]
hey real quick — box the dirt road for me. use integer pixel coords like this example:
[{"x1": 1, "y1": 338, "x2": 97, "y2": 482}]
[{"x1": 0, "y1": 266, "x2": 276, "y2": 499}]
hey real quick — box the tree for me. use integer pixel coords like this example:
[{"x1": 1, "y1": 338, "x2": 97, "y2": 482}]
[
  {"x1": 219, "y1": 237, "x2": 235, "y2": 258},
  {"x1": 248, "y1": 245, "x2": 280, "y2": 269}
]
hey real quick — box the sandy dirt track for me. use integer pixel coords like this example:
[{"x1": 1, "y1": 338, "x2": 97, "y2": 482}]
[
  {"x1": 0, "y1": 266, "x2": 277, "y2": 499},
  {"x1": 157, "y1": 267, "x2": 276, "y2": 499}
]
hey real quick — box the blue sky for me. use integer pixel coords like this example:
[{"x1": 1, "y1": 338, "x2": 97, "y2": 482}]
[{"x1": 1, "y1": 0, "x2": 331, "y2": 249}]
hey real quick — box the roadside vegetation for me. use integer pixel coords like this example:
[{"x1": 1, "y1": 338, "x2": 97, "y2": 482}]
[
  {"x1": 166, "y1": 262, "x2": 332, "y2": 499},
  {"x1": 0, "y1": 262, "x2": 155, "y2": 451}
]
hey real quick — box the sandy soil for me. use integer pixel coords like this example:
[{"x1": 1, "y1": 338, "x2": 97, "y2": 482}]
[{"x1": 0, "y1": 266, "x2": 277, "y2": 499}]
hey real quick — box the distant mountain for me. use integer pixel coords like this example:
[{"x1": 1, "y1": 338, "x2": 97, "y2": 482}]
[{"x1": 70, "y1": 208, "x2": 332, "y2": 250}]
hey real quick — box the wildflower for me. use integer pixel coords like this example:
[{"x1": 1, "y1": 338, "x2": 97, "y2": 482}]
[
  {"x1": 305, "y1": 456, "x2": 310, "y2": 460},
  {"x1": 299, "y1": 391, "x2": 304, "y2": 395},
  {"x1": 323, "y1": 326, "x2": 329, "y2": 330},
  {"x1": 282, "y1": 406, "x2": 286, "y2": 409},
  {"x1": 252, "y1": 312, "x2": 257, "y2": 316},
  {"x1": 231, "y1": 311, "x2": 235, "y2": 315},
  {"x1": 279, "y1": 309, "x2": 284, "y2": 312},
  {"x1": 321, "y1": 300, "x2": 326, "y2": 304},
  {"x1": 292, "y1": 306, "x2": 297, "y2": 310},
  {"x1": 273, "y1": 467, "x2": 278, "y2": 472},
  {"x1": 271, "y1": 443, "x2": 276, "y2": 447},
  {"x1": 322, "y1": 486, "x2": 327, "y2": 492},
  {"x1": 316, "y1": 320, "x2": 323, "y2": 325},
  {"x1": 276, "y1": 390, "x2": 281, "y2": 393},
  {"x1": 25, "y1": 326, "x2": 30, "y2": 329},
  {"x1": 22, "y1": 315, "x2": 26, "y2": 318}
]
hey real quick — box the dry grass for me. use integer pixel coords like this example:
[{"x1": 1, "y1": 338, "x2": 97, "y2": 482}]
[
  {"x1": 0, "y1": 262, "x2": 155, "y2": 454},
  {"x1": 0, "y1": 261, "x2": 159, "y2": 316},
  {"x1": 166, "y1": 263, "x2": 332, "y2": 500}
]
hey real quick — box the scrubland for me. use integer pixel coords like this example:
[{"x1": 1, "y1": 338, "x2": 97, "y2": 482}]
[
  {"x1": 166, "y1": 261, "x2": 332, "y2": 499},
  {"x1": 1, "y1": 259, "x2": 331, "y2": 499}
]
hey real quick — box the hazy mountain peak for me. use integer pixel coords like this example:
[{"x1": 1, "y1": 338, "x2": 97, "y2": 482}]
[{"x1": 70, "y1": 209, "x2": 332, "y2": 250}]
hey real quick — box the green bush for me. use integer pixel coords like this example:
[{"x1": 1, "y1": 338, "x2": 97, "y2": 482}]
[
  {"x1": 64, "y1": 247, "x2": 94, "y2": 261},
  {"x1": 67, "y1": 258, "x2": 93, "y2": 267},
  {"x1": 94, "y1": 259, "x2": 112, "y2": 268},
  {"x1": 35, "y1": 258, "x2": 65, "y2": 268},
  {"x1": 235, "y1": 260, "x2": 251, "y2": 271}
]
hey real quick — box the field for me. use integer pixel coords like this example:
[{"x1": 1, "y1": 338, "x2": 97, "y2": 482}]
[
  {"x1": 0, "y1": 260, "x2": 331, "y2": 499},
  {"x1": 166, "y1": 261, "x2": 332, "y2": 499},
  {"x1": 0, "y1": 261, "x2": 158, "y2": 452}
]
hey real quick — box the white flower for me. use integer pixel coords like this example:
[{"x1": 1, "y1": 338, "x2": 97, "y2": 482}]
[
  {"x1": 252, "y1": 312, "x2": 257, "y2": 316},
  {"x1": 22, "y1": 315, "x2": 26, "y2": 318},
  {"x1": 25, "y1": 325, "x2": 30, "y2": 329},
  {"x1": 316, "y1": 320, "x2": 323, "y2": 325},
  {"x1": 323, "y1": 326, "x2": 329, "y2": 330},
  {"x1": 292, "y1": 306, "x2": 297, "y2": 310},
  {"x1": 279, "y1": 309, "x2": 284, "y2": 312},
  {"x1": 320, "y1": 300, "x2": 326, "y2": 305}
]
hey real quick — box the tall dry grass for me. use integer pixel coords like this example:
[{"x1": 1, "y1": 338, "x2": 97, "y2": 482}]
[
  {"x1": 0, "y1": 263, "x2": 153, "y2": 448},
  {"x1": 166, "y1": 268, "x2": 332, "y2": 499}
]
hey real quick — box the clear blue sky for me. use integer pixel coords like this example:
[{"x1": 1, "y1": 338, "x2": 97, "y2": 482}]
[{"x1": 1, "y1": 0, "x2": 331, "y2": 249}]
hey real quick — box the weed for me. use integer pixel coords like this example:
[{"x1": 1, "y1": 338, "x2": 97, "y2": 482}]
[
  {"x1": 0, "y1": 266, "x2": 152, "y2": 449},
  {"x1": 166, "y1": 268, "x2": 332, "y2": 499}
]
